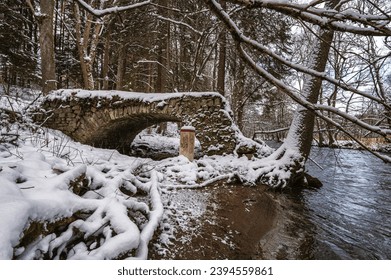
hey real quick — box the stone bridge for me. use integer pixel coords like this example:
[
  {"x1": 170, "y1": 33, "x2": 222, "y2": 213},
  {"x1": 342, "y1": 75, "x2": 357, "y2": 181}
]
[{"x1": 32, "y1": 89, "x2": 258, "y2": 156}]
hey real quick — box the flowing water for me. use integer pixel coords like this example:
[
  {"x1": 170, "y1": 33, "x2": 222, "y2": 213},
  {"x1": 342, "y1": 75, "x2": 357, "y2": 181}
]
[{"x1": 262, "y1": 147, "x2": 391, "y2": 259}]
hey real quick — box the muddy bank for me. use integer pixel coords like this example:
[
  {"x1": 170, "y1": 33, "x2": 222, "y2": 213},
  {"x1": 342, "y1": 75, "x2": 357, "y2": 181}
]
[
  {"x1": 150, "y1": 182, "x2": 278, "y2": 259},
  {"x1": 149, "y1": 181, "x2": 341, "y2": 260},
  {"x1": 150, "y1": 146, "x2": 391, "y2": 260}
]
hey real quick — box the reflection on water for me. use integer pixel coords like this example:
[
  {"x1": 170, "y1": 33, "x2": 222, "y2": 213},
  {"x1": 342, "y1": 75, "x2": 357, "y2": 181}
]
[{"x1": 261, "y1": 146, "x2": 391, "y2": 259}]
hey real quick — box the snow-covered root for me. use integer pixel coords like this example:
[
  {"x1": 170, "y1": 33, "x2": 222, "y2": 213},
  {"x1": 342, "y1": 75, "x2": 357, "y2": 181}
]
[
  {"x1": 161, "y1": 174, "x2": 234, "y2": 190},
  {"x1": 1, "y1": 147, "x2": 164, "y2": 260},
  {"x1": 134, "y1": 170, "x2": 164, "y2": 259},
  {"x1": 243, "y1": 144, "x2": 306, "y2": 188},
  {"x1": 154, "y1": 150, "x2": 306, "y2": 190},
  {"x1": 19, "y1": 196, "x2": 143, "y2": 260}
]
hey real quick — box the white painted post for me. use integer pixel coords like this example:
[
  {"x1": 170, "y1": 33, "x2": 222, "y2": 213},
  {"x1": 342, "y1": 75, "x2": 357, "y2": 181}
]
[{"x1": 179, "y1": 126, "x2": 195, "y2": 161}]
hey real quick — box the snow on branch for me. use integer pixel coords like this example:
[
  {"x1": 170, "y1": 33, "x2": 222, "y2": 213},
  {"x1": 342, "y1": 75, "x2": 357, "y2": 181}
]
[
  {"x1": 239, "y1": 43, "x2": 391, "y2": 137},
  {"x1": 220, "y1": 0, "x2": 391, "y2": 36},
  {"x1": 206, "y1": 0, "x2": 391, "y2": 110},
  {"x1": 314, "y1": 110, "x2": 391, "y2": 163},
  {"x1": 154, "y1": 15, "x2": 203, "y2": 36},
  {"x1": 74, "y1": 0, "x2": 151, "y2": 17},
  {"x1": 209, "y1": 13, "x2": 391, "y2": 164},
  {"x1": 254, "y1": 127, "x2": 290, "y2": 135}
]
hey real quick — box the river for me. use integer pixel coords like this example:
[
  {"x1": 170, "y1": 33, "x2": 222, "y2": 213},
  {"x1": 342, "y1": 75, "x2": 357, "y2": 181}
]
[{"x1": 261, "y1": 146, "x2": 391, "y2": 259}]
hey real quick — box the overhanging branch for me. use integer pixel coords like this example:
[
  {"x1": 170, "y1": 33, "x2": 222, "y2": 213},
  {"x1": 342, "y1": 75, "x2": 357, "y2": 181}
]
[
  {"x1": 221, "y1": 0, "x2": 391, "y2": 36},
  {"x1": 204, "y1": 0, "x2": 391, "y2": 110},
  {"x1": 74, "y1": 0, "x2": 151, "y2": 17}
]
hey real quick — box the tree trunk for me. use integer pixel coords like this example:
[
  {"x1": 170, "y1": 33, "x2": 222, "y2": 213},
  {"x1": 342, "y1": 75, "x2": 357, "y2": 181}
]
[
  {"x1": 316, "y1": 118, "x2": 325, "y2": 146},
  {"x1": 73, "y1": 2, "x2": 103, "y2": 90},
  {"x1": 73, "y1": 3, "x2": 89, "y2": 89},
  {"x1": 327, "y1": 89, "x2": 337, "y2": 146},
  {"x1": 102, "y1": 31, "x2": 111, "y2": 90},
  {"x1": 284, "y1": 2, "x2": 339, "y2": 161},
  {"x1": 156, "y1": 0, "x2": 170, "y2": 93},
  {"x1": 217, "y1": 2, "x2": 227, "y2": 97},
  {"x1": 232, "y1": 58, "x2": 245, "y2": 129},
  {"x1": 156, "y1": 46, "x2": 165, "y2": 92},
  {"x1": 257, "y1": 0, "x2": 341, "y2": 187},
  {"x1": 39, "y1": 0, "x2": 57, "y2": 95},
  {"x1": 116, "y1": 45, "x2": 126, "y2": 90}
]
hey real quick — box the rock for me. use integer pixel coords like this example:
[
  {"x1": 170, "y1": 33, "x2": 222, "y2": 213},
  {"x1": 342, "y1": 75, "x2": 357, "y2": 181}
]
[
  {"x1": 305, "y1": 173, "x2": 323, "y2": 188},
  {"x1": 236, "y1": 142, "x2": 257, "y2": 156}
]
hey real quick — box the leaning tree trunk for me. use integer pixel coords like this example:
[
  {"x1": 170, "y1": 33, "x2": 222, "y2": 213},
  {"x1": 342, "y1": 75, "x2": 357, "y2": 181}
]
[
  {"x1": 256, "y1": 0, "x2": 341, "y2": 187},
  {"x1": 285, "y1": 27, "x2": 336, "y2": 159}
]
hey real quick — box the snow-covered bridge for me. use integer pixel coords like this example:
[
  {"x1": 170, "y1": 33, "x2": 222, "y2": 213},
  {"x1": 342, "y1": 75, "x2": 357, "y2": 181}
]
[{"x1": 33, "y1": 89, "x2": 255, "y2": 156}]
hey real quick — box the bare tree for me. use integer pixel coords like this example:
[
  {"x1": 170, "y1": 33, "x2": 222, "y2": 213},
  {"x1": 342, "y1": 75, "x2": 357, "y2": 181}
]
[
  {"x1": 205, "y1": 0, "x2": 391, "y2": 187},
  {"x1": 72, "y1": 0, "x2": 151, "y2": 90}
]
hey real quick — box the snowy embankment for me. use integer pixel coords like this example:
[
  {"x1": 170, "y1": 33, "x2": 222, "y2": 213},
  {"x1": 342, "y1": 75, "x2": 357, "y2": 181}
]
[
  {"x1": 0, "y1": 89, "x2": 282, "y2": 260},
  {"x1": 0, "y1": 125, "x2": 270, "y2": 259},
  {"x1": 0, "y1": 121, "x2": 164, "y2": 259}
]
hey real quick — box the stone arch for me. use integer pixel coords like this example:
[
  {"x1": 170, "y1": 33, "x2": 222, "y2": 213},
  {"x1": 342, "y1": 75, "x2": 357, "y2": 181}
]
[
  {"x1": 87, "y1": 114, "x2": 181, "y2": 154},
  {"x1": 32, "y1": 90, "x2": 251, "y2": 156}
]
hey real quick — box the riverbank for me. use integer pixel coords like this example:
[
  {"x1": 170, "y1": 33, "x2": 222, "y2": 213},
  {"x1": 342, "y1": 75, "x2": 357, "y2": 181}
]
[
  {"x1": 150, "y1": 146, "x2": 391, "y2": 260},
  {"x1": 148, "y1": 180, "x2": 345, "y2": 260},
  {"x1": 315, "y1": 140, "x2": 391, "y2": 154},
  {"x1": 150, "y1": 182, "x2": 276, "y2": 259}
]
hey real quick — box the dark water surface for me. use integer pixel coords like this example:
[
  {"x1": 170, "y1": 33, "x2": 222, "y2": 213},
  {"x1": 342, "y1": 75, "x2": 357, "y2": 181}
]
[{"x1": 267, "y1": 147, "x2": 391, "y2": 259}]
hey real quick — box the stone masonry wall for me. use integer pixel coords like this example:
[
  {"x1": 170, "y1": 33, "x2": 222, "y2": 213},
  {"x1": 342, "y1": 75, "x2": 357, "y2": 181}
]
[{"x1": 32, "y1": 90, "x2": 242, "y2": 156}]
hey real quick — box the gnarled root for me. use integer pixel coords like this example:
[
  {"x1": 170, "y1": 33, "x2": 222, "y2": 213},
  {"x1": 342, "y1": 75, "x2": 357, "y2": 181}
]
[{"x1": 241, "y1": 145, "x2": 307, "y2": 189}]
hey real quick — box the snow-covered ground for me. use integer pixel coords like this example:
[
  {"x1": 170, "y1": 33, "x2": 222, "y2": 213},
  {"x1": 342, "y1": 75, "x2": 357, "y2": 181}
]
[
  {"x1": 0, "y1": 123, "x2": 159, "y2": 259},
  {"x1": 0, "y1": 122, "x2": 276, "y2": 259},
  {"x1": 0, "y1": 88, "x2": 278, "y2": 260}
]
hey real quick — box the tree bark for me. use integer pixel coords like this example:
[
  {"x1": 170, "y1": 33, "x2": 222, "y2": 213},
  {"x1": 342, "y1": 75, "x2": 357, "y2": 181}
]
[
  {"x1": 116, "y1": 45, "x2": 126, "y2": 90},
  {"x1": 155, "y1": 0, "x2": 169, "y2": 93},
  {"x1": 327, "y1": 88, "x2": 337, "y2": 146},
  {"x1": 284, "y1": 0, "x2": 340, "y2": 161},
  {"x1": 39, "y1": 0, "x2": 57, "y2": 95},
  {"x1": 102, "y1": 31, "x2": 111, "y2": 90},
  {"x1": 217, "y1": 31, "x2": 226, "y2": 96},
  {"x1": 73, "y1": 2, "x2": 103, "y2": 90},
  {"x1": 73, "y1": 3, "x2": 90, "y2": 89},
  {"x1": 232, "y1": 57, "x2": 245, "y2": 129},
  {"x1": 217, "y1": 1, "x2": 227, "y2": 96}
]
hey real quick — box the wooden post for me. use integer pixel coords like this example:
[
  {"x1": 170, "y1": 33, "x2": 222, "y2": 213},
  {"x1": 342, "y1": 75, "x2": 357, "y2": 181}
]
[{"x1": 180, "y1": 126, "x2": 195, "y2": 161}]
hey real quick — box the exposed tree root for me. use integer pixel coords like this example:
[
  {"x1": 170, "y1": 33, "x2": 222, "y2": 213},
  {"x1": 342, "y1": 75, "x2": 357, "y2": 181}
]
[
  {"x1": 13, "y1": 164, "x2": 163, "y2": 260},
  {"x1": 236, "y1": 145, "x2": 308, "y2": 189}
]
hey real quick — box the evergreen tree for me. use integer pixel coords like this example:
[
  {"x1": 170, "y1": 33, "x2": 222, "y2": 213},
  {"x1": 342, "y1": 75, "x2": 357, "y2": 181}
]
[{"x1": 0, "y1": 0, "x2": 39, "y2": 87}]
